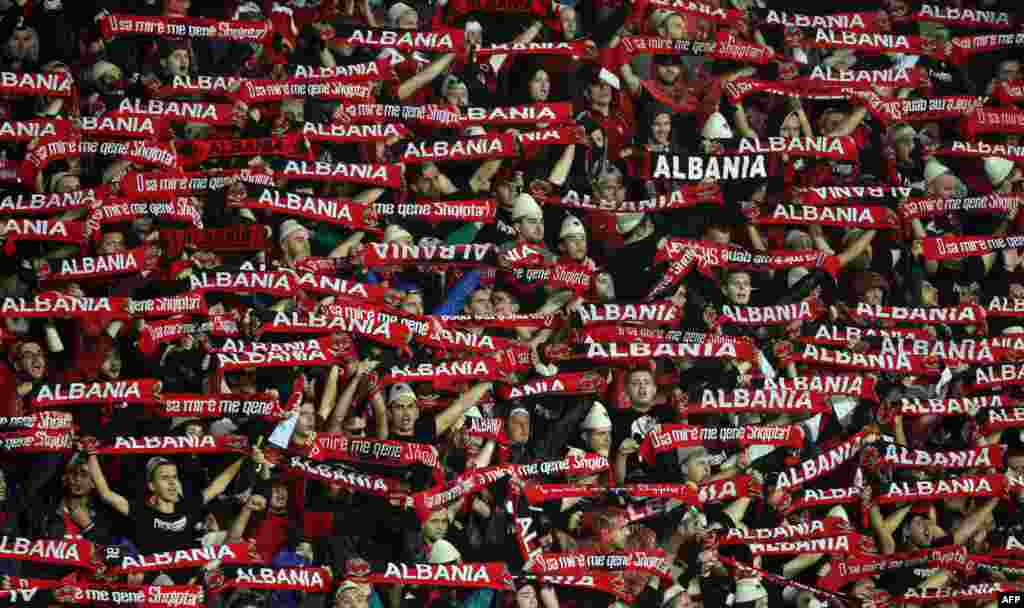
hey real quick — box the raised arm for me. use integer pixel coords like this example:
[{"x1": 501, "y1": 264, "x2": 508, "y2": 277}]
[
  {"x1": 436, "y1": 381, "x2": 493, "y2": 436},
  {"x1": 398, "y1": 53, "x2": 456, "y2": 101},
  {"x1": 202, "y1": 450, "x2": 250, "y2": 504},
  {"x1": 86, "y1": 451, "x2": 131, "y2": 516}
]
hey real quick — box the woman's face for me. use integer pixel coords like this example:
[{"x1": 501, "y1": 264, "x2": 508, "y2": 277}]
[
  {"x1": 780, "y1": 114, "x2": 801, "y2": 139},
  {"x1": 894, "y1": 137, "x2": 915, "y2": 162},
  {"x1": 528, "y1": 70, "x2": 550, "y2": 102},
  {"x1": 687, "y1": 457, "x2": 710, "y2": 483},
  {"x1": 560, "y1": 8, "x2": 577, "y2": 39},
  {"x1": 652, "y1": 113, "x2": 672, "y2": 145},
  {"x1": 588, "y1": 127, "x2": 605, "y2": 149}
]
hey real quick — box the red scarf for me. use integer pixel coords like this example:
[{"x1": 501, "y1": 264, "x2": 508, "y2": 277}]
[
  {"x1": 112, "y1": 542, "x2": 260, "y2": 574},
  {"x1": 0, "y1": 71, "x2": 73, "y2": 97},
  {"x1": 900, "y1": 395, "x2": 1015, "y2": 417},
  {"x1": 755, "y1": 203, "x2": 898, "y2": 229},
  {"x1": 884, "y1": 96, "x2": 989, "y2": 123},
  {"x1": 718, "y1": 301, "x2": 824, "y2": 326},
  {"x1": 0, "y1": 186, "x2": 108, "y2": 215},
  {"x1": 793, "y1": 185, "x2": 912, "y2": 204},
  {"x1": 99, "y1": 13, "x2": 273, "y2": 44},
  {"x1": 684, "y1": 388, "x2": 831, "y2": 415},
  {"x1": 923, "y1": 234, "x2": 1024, "y2": 260},
  {"x1": 0, "y1": 429, "x2": 74, "y2": 453},
  {"x1": 950, "y1": 32, "x2": 1024, "y2": 64},
  {"x1": 232, "y1": 77, "x2": 372, "y2": 104},
  {"x1": 156, "y1": 393, "x2": 285, "y2": 420},
  {"x1": 774, "y1": 431, "x2": 867, "y2": 490},
  {"x1": 0, "y1": 119, "x2": 75, "y2": 142},
  {"x1": 38, "y1": 249, "x2": 144, "y2": 282},
  {"x1": 91, "y1": 198, "x2": 203, "y2": 229},
  {"x1": 31, "y1": 380, "x2": 162, "y2": 409},
  {"x1": 0, "y1": 294, "x2": 132, "y2": 319},
  {"x1": 95, "y1": 434, "x2": 249, "y2": 455},
  {"x1": 302, "y1": 121, "x2": 409, "y2": 143},
  {"x1": 875, "y1": 473, "x2": 1006, "y2": 504},
  {"x1": 273, "y1": 160, "x2": 402, "y2": 188},
  {"x1": 937, "y1": 140, "x2": 1024, "y2": 161},
  {"x1": 112, "y1": 99, "x2": 234, "y2": 126},
  {"x1": 305, "y1": 434, "x2": 439, "y2": 468},
  {"x1": 0, "y1": 218, "x2": 89, "y2": 248},
  {"x1": 880, "y1": 444, "x2": 1004, "y2": 470},
  {"x1": 639, "y1": 424, "x2": 803, "y2": 463},
  {"x1": 899, "y1": 193, "x2": 1022, "y2": 219},
  {"x1": 851, "y1": 303, "x2": 985, "y2": 325},
  {"x1": 399, "y1": 133, "x2": 517, "y2": 164},
  {"x1": 356, "y1": 562, "x2": 511, "y2": 590},
  {"x1": 236, "y1": 186, "x2": 379, "y2": 232}
]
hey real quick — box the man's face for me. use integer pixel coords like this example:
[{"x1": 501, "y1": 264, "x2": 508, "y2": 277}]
[
  {"x1": 335, "y1": 585, "x2": 371, "y2": 608},
  {"x1": 664, "y1": 15, "x2": 686, "y2": 40},
  {"x1": 687, "y1": 456, "x2": 711, "y2": 483},
  {"x1": 587, "y1": 430, "x2": 611, "y2": 455},
  {"x1": 467, "y1": 289, "x2": 494, "y2": 318},
  {"x1": 162, "y1": 49, "x2": 190, "y2": 77},
  {"x1": 149, "y1": 464, "x2": 181, "y2": 503},
  {"x1": 628, "y1": 370, "x2": 655, "y2": 407},
  {"x1": 495, "y1": 181, "x2": 519, "y2": 207},
  {"x1": 528, "y1": 70, "x2": 550, "y2": 102},
  {"x1": 64, "y1": 463, "x2": 94, "y2": 497},
  {"x1": 705, "y1": 228, "x2": 730, "y2": 246},
  {"x1": 655, "y1": 64, "x2": 681, "y2": 85},
  {"x1": 16, "y1": 342, "x2": 45, "y2": 379},
  {"x1": 508, "y1": 414, "x2": 530, "y2": 445},
  {"x1": 515, "y1": 586, "x2": 538, "y2": 608},
  {"x1": 594, "y1": 272, "x2": 615, "y2": 301},
  {"x1": 397, "y1": 9, "x2": 419, "y2": 30},
  {"x1": 389, "y1": 400, "x2": 419, "y2": 435},
  {"x1": 296, "y1": 403, "x2": 316, "y2": 436},
  {"x1": 909, "y1": 515, "x2": 933, "y2": 546},
  {"x1": 820, "y1": 111, "x2": 845, "y2": 135},
  {"x1": 164, "y1": 0, "x2": 190, "y2": 16},
  {"x1": 559, "y1": 235, "x2": 587, "y2": 261},
  {"x1": 588, "y1": 82, "x2": 613, "y2": 107},
  {"x1": 560, "y1": 8, "x2": 577, "y2": 39},
  {"x1": 516, "y1": 216, "x2": 544, "y2": 244},
  {"x1": 492, "y1": 291, "x2": 517, "y2": 316},
  {"x1": 270, "y1": 484, "x2": 288, "y2": 512},
  {"x1": 999, "y1": 60, "x2": 1022, "y2": 83},
  {"x1": 423, "y1": 510, "x2": 449, "y2": 542},
  {"x1": 100, "y1": 349, "x2": 122, "y2": 380},
  {"x1": 780, "y1": 114, "x2": 801, "y2": 139},
  {"x1": 652, "y1": 113, "x2": 672, "y2": 144},
  {"x1": 284, "y1": 231, "x2": 312, "y2": 261},
  {"x1": 724, "y1": 272, "x2": 752, "y2": 305},
  {"x1": 445, "y1": 85, "x2": 468, "y2": 108},
  {"x1": 54, "y1": 174, "x2": 80, "y2": 193},
  {"x1": 894, "y1": 137, "x2": 915, "y2": 162},
  {"x1": 401, "y1": 292, "x2": 424, "y2": 316},
  {"x1": 930, "y1": 173, "x2": 959, "y2": 199},
  {"x1": 863, "y1": 287, "x2": 885, "y2": 306},
  {"x1": 343, "y1": 416, "x2": 367, "y2": 438},
  {"x1": 100, "y1": 232, "x2": 127, "y2": 255},
  {"x1": 6, "y1": 29, "x2": 36, "y2": 61}
]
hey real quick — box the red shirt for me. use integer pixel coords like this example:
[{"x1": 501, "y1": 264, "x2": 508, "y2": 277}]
[{"x1": 250, "y1": 513, "x2": 291, "y2": 561}]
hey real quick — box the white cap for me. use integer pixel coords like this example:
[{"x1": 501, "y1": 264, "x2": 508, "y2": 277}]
[
  {"x1": 924, "y1": 157, "x2": 951, "y2": 184},
  {"x1": 428, "y1": 539, "x2": 462, "y2": 564},
  {"x1": 616, "y1": 212, "x2": 645, "y2": 235},
  {"x1": 464, "y1": 405, "x2": 483, "y2": 418},
  {"x1": 465, "y1": 20, "x2": 483, "y2": 33},
  {"x1": 734, "y1": 578, "x2": 768, "y2": 603},
  {"x1": 827, "y1": 505, "x2": 849, "y2": 523},
  {"x1": 890, "y1": 124, "x2": 916, "y2": 142},
  {"x1": 581, "y1": 401, "x2": 612, "y2": 431},
  {"x1": 384, "y1": 224, "x2": 414, "y2": 244},
  {"x1": 388, "y1": 383, "x2": 417, "y2": 404},
  {"x1": 279, "y1": 219, "x2": 309, "y2": 244},
  {"x1": 784, "y1": 229, "x2": 811, "y2": 249},
  {"x1": 442, "y1": 74, "x2": 467, "y2": 98},
  {"x1": 701, "y1": 112, "x2": 733, "y2": 140},
  {"x1": 336, "y1": 580, "x2": 361, "y2": 594},
  {"x1": 823, "y1": 48, "x2": 856, "y2": 69},
  {"x1": 1005, "y1": 326, "x2": 1024, "y2": 335},
  {"x1": 787, "y1": 266, "x2": 810, "y2": 289},
  {"x1": 511, "y1": 193, "x2": 543, "y2": 221},
  {"x1": 91, "y1": 60, "x2": 120, "y2": 82},
  {"x1": 560, "y1": 215, "x2": 586, "y2": 240},
  {"x1": 387, "y1": 2, "x2": 416, "y2": 25},
  {"x1": 985, "y1": 157, "x2": 1015, "y2": 186}
]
